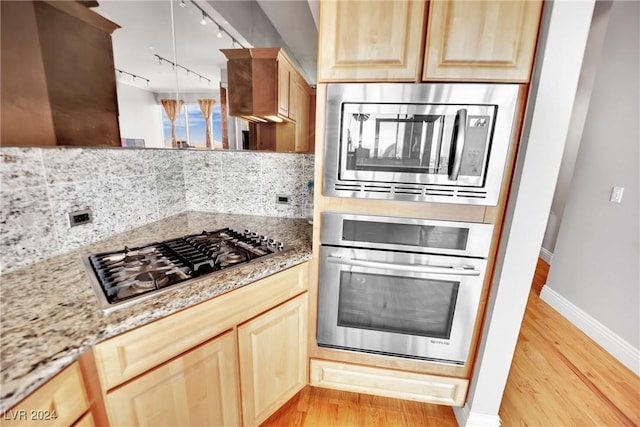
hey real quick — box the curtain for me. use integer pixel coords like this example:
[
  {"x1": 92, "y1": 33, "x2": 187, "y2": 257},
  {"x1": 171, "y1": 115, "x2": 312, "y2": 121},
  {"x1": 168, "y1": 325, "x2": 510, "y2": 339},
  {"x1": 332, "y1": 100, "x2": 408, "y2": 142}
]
[
  {"x1": 198, "y1": 99, "x2": 216, "y2": 148},
  {"x1": 161, "y1": 99, "x2": 183, "y2": 146}
]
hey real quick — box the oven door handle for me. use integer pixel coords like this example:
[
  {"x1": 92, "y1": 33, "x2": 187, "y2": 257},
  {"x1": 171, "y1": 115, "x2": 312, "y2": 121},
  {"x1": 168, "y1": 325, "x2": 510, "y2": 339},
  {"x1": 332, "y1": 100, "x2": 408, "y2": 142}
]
[
  {"x1": 448, "y1": 108, "x2": 467, "y2": 181},
  {"x1": 327, "y1": 256, "x2": 481, "y2": 276}
]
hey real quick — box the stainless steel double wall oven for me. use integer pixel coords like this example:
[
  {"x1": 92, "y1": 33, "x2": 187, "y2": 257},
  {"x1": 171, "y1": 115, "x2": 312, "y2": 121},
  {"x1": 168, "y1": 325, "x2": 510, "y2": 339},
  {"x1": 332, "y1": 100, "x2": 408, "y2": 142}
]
[{"x1": 317, "y1": 83, "x2": 520, "y2": 366}]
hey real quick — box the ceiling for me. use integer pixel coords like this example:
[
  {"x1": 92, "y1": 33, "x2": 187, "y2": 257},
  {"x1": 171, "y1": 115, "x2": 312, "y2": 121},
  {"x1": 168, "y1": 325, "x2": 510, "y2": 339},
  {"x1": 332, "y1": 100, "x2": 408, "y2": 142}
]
[{"x1": 94, "y1": 0, "x2": 319, "y2": 94}]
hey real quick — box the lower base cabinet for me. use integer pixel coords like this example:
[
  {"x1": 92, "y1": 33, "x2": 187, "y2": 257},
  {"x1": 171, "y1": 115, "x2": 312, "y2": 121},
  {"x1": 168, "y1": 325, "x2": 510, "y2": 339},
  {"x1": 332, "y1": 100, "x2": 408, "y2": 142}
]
[
  {"x1": 2, "y1": 362, "x2": 91, "y2": 427},
  {"x1": 104, "y1": 331, "x2": 241, "y2": 427},
  {"x1": 238, "y1": 293, "x2": 309, "y2": 426}
]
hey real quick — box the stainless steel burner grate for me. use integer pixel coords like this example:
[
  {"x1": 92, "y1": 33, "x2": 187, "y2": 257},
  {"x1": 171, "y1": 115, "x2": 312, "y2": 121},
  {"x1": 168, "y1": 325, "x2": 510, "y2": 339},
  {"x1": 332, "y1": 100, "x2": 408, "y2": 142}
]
[{"x1": 84, "y1": 228, "x2": 292, "y2": 313}]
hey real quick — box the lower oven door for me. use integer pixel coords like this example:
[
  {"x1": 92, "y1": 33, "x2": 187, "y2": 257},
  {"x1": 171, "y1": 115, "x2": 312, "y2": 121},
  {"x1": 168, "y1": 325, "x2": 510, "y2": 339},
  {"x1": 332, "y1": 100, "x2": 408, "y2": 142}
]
[{"x1": 317, "y1": 246, "x2": 487, "y2": 365}]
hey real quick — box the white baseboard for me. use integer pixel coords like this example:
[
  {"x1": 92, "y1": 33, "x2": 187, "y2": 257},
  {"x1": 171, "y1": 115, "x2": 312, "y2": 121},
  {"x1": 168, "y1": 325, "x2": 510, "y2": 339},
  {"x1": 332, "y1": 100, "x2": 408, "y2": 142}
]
[
  {"x1": 540, "y1": 285, "x2": 640, "y2": 375},
  {"x1": 539, "y1": 247, "x2": 553, "y2": 264},
  {"x1": 454, "y1": 405, "x2": 501, "y2": 427}
]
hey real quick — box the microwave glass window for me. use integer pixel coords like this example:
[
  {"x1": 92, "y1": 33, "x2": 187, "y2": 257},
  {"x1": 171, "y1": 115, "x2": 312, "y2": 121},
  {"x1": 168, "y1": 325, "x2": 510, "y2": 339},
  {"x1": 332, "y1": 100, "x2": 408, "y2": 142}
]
[
  {"x1": 342, "y1": 104, "x2": 455, "y2": 176},
  {"x1": 337, "y1": 271, "x2": 459, "y2": 339},
  {"x1": 342, "y1": 220, "x2": 469, "y2": 250}
]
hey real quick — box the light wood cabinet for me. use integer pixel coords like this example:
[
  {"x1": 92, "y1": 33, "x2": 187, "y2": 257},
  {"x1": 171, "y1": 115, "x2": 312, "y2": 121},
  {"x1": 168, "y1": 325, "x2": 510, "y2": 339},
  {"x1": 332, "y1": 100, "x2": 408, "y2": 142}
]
[
  {"x1": 2, "y1": 362, "x2": 89, "y2": 427},
  {"x1": 104, "y1": 331, "x2": 241, "y2": 427},
  {"x1": 222, "y1": 47, "x2": 315, "y2": 152},
  {"x1": 423, "y1": 0, "x2": 543, "y2": 82},
  {"x1": 310, "y1": 359, "x2": 468, "y2": 407},
  {"x1": 317, "y1": 0, "x2": 542, "y2": 83},
  {"x1": 238, "y1": 293, "x2": 308, "y2": 426},
  {"x1": 277, "y1": 60, "x2": 291, "y2": 117},
  {"x1": 292, "y1": 79, "x2": 311, "y2": 152},
  {"x1": 318, "y1": 0, "x2": 427, "y2": 82},
  {"x1": 221, "y1": 47, "x2": 309, "y2": 123},
  {"x1": 0, "y1": 1, "x2": 121, "y2": 147},
  {"x1": 90, "y1": 262, "x2": 308, "y2": 426}
]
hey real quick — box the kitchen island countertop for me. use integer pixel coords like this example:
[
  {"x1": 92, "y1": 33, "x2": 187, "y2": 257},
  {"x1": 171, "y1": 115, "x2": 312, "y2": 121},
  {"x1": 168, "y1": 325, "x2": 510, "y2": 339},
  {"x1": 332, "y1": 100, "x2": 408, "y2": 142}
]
[{"x1": 0, "y1": 211, "x2": 313, "y2": 412}]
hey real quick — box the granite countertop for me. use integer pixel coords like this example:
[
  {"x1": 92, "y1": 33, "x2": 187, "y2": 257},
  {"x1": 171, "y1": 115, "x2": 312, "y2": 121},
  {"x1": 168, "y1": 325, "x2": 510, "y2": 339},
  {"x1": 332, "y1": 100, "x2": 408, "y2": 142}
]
[{"x1": 0, "y1": 212, "x2": 313, "y2": 412}]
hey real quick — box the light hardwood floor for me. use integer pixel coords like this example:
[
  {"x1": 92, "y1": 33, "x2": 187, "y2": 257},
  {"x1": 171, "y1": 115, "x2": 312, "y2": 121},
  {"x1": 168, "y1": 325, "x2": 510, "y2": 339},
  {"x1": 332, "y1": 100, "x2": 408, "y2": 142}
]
[{"x1": 262, "y1": 259, "x2": 640, "y2": 426}]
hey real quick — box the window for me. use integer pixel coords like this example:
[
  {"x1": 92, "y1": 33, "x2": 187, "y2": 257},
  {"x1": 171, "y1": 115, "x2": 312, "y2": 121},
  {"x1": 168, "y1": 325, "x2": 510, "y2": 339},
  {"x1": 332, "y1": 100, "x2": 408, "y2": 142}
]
[{"x1": 161, "y1": 102, "x2": 222, "y2": 148}]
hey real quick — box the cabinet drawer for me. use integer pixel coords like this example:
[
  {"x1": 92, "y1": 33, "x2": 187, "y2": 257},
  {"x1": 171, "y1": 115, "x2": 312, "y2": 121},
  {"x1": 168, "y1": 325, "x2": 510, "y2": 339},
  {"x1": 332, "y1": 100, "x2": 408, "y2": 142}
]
[
  {"x1": 93, "y1": 262, "x2": 308, "y2": 390},
  {"x1": 310, "y1": 359, "x2": 468, "y2": 407},
  {"x1": 3, "y1": 363, "x2": 89, "y2": 427}
]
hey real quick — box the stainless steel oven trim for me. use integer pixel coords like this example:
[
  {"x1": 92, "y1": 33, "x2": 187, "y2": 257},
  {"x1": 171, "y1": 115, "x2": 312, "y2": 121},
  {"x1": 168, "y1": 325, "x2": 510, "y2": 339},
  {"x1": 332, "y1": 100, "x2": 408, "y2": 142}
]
[
  {"x1": 317, "y1": 246, "x2": 487, "y2": 365},
  {"x1": 323, "y1": 83, "x2": 520, "y2": 205},
  {"x1": 320, "y1": 212, "x2": 494, "y2": 258}
]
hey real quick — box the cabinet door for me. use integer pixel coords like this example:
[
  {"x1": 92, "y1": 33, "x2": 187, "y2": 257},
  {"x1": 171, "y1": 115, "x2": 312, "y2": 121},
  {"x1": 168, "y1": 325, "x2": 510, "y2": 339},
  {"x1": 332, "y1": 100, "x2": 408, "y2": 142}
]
[
  {"x1": 294, "y1": 81, "x2": 310, "y2": 152},
  {"x1": 318, "y1": 0, "x2": 427, "y2": 82},
  {"x1": 423, "y1": 0, "x2": 543, "y2": 82},
  {"x1": 2, "y1": 362, "x2": 89, "y2": 427},
  {"x1": 104, "y1": 331, "x2": 241, "y2": 427},
  {"x1": 277, "y1": 61, "x2": 290, "y2": 117},
  {"x1": 238, "y1": 293, "x2": 308, "y2": 426}
]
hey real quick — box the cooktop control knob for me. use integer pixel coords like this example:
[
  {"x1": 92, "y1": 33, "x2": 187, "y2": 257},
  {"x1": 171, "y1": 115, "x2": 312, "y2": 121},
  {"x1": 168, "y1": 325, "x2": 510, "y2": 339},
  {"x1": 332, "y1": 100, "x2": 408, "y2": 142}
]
[
  {"x1": 277, "y1": 241, "x2": 285, "y2": 250},
  {"x1": 244, "y1": 229, "x2": 252, "y2": 236},
  {"x1": 268, "y1": 239, "x2": 277, "y2": 246}
]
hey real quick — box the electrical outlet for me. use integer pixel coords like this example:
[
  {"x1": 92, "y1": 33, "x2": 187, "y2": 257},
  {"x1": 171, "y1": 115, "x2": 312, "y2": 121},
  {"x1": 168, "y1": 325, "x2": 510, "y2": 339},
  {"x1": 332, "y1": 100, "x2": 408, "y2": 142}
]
[
  {"x1": 276, "y1": 194, "x2": 291, "y2": 204},
  {"x1": 69, "y1": 209, "x2": 92, "y2": 227}
]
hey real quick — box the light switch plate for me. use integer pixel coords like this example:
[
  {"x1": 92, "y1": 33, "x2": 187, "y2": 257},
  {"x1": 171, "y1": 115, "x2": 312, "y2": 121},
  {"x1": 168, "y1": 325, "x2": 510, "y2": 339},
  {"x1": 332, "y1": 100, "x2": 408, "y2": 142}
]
[{"x1": 610, "y1": 186, "x2": 624, "y2": 203}]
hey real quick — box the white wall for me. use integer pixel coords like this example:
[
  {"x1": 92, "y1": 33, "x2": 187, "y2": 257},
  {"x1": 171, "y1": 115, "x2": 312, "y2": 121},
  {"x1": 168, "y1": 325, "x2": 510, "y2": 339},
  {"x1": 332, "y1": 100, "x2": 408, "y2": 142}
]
[
  {"x1": 455, "y1": 1, "x2": 597, "y2": 425},
  {"x1": 540, "y1": 1, "x2": 613, "y2": 254},
  {"x1": 542, "y1": 0, "x2": 639, "y2": 370},
  {"x1": 116, "y1": 81, "x2": 164, "y2": 148}
]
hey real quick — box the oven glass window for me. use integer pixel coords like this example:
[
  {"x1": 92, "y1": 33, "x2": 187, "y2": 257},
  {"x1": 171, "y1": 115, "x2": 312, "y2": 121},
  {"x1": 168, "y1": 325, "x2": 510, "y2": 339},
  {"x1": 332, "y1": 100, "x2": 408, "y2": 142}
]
[
  {"x1": 337, "y1": 271, "x2": 458, "y2": 339},
  {"x1": 342, "y1": 220, "x2": 469, "y2": 250}
]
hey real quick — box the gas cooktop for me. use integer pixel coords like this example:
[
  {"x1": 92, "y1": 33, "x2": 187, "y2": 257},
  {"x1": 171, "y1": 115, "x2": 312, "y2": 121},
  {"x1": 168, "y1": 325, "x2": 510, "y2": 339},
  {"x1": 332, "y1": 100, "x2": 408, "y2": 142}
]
[{"x1": 84, "y1": 228, "x2": 292, "y2": 313}]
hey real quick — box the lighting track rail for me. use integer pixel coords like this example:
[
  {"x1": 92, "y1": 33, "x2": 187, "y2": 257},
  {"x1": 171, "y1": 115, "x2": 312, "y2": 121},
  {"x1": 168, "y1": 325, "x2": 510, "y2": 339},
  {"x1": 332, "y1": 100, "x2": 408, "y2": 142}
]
[
  {"x1": 115, "y1": 68, "x2": 150, "y2": 85},
  {"x1": 154, "y1": 54, "x2": 212, "y2": 85},
  {"x1": 185, "y1": 0, "x2": 246, "y2": 48}
]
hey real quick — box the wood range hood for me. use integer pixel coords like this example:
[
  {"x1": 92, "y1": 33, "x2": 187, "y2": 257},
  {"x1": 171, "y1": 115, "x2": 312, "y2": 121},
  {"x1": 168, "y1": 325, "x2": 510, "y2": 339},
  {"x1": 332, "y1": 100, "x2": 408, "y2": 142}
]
[{"x1": 220, "y1": 47, "x2": 310, "y2": 123}]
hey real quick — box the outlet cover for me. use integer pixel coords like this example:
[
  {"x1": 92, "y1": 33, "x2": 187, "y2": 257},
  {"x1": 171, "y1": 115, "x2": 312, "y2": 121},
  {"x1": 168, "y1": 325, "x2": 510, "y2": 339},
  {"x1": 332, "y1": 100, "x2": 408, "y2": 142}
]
[{"x1": 69, "y1": 209, "x2": 93, "y2": 227}]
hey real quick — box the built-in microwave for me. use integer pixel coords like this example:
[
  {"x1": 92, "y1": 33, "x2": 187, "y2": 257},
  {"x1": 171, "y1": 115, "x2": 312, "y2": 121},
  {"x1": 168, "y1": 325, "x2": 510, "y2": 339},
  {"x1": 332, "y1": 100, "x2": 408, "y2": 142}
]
[{"x1": 323, "y1": 83, "x2": 520, "y2": 205}]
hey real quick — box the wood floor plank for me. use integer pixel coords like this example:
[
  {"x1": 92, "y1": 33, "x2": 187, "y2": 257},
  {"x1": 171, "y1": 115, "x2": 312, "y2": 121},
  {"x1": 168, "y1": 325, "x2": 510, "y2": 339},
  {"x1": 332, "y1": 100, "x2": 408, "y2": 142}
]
[{"x1": 262, "y1": 259, "x2": 639, "y2": 426}]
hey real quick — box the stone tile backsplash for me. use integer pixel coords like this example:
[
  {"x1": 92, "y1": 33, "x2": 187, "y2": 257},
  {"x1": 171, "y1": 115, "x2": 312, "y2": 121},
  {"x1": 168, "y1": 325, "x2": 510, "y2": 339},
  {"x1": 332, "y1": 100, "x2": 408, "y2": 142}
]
[{"x1": 0, "y1": 147, "x2": 314, "y2": 274}]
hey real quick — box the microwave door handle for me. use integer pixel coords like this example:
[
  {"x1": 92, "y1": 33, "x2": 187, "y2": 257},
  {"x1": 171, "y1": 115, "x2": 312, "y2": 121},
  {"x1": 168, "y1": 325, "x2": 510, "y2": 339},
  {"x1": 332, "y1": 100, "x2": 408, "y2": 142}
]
[
  {"x1": 327, "y1": 256, "x2": 481, "y2": 276},
  {"x1": 448, "y1": 108, "x2": 467, "y2": 181}
]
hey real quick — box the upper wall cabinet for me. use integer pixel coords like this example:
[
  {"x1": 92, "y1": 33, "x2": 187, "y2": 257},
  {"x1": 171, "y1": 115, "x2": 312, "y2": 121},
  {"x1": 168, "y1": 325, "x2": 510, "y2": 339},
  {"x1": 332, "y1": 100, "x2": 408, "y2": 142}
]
[
  {"x1": 317, "y1": 0, "x2": 427, "y2": 82},
  {"x1": 1, "y1": 1, "x2": 121, "y2": 147},
  {"x1": 423, "y1": 0, "x2": 543, "y2": 82},
  {"x1": 221, "y1": 48, "x2": 310, "y2": 123},
  {"x1": 317, "y1": 0, "x2": 543, "y2": 84}
]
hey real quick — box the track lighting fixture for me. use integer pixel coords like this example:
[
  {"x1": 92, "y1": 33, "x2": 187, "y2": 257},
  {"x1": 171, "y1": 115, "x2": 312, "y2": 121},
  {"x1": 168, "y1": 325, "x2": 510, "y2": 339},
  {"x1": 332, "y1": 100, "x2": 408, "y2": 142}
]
[
  {"x1": 177, "y1": 0, "x2": 245, "y2": 47},
  {"x1": 115, "y1": 68, "x2": 150, "y2": 85},
  {"x1": 154, "y1": 54, "x2": 211, "y2": 85}
]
